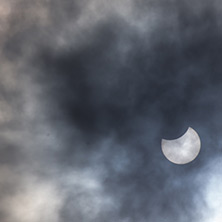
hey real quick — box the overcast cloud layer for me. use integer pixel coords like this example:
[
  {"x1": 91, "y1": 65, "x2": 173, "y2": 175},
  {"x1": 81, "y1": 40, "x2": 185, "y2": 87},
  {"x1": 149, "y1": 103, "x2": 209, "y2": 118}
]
[{"x1": 0, "y1": 0, "x2": 222, "y2": 221}]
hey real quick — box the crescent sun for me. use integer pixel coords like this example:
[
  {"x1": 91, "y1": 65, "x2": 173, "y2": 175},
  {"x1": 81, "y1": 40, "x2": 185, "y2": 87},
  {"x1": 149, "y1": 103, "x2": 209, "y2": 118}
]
[{"x1": 161, "y1": 127, "x2": 201, "y2": 165}]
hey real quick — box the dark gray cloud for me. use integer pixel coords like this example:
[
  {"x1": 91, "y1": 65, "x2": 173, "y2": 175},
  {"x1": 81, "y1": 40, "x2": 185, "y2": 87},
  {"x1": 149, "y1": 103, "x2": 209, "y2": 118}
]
[{"x1": 0, "y1": 0, "x2": 222, "y2": 221}]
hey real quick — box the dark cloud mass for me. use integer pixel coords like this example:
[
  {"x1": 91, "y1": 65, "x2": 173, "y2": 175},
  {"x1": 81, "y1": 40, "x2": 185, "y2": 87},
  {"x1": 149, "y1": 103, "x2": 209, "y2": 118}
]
[{"x1": 0, "y1": 0, "x2": 222, "y2": 221}]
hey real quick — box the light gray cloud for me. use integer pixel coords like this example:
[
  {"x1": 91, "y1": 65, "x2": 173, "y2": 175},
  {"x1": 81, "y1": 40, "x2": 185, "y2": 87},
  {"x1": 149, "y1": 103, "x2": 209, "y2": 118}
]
[{"x1": 0, "y1": 0, "x2": 222, "y2": 221}]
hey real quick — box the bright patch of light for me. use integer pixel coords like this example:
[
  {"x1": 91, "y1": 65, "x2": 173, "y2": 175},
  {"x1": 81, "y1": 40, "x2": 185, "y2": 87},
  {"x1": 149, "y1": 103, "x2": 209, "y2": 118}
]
[{"x1": 203, "y1": 157, "x2": 222, "y2": 222}]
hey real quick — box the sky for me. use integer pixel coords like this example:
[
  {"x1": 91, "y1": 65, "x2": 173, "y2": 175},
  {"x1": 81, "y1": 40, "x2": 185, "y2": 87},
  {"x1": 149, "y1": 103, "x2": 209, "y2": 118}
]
[{"x1": 0, "y1": 0, "x2": 222, "y2": 221}]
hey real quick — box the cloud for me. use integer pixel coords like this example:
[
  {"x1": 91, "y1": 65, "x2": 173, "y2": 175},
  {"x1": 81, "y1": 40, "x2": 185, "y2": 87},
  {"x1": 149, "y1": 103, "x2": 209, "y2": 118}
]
[
  {"x1": 2, "y1": 173, "x2": 63, "y2": 222},
  {"x1": 0, "y1": 0, "x2": 222, "y2": 221}
]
